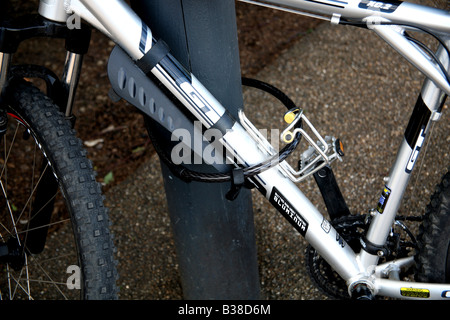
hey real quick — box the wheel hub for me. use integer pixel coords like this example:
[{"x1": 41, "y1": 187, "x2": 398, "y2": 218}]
[{"x1": 0, "y1": 238, "x2": 25, "y2": 271}]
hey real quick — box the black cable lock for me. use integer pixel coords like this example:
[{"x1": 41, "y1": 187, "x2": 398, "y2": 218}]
[
  {"x1": 225, "y1": 168, "x2": 245, "y2": 201},
  {"x1": 146, "y1": 77, "x2": 303, "y2": 200}
]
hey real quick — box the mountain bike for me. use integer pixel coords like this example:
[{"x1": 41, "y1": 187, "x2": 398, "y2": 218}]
[{"x1": 0, "y1": 0, "x2": 449, "y2": 300}]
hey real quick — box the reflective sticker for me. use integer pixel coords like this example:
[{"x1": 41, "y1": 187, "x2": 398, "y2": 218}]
[
  {"x1": 376, "y1": 186, "x2": 391, "y2": 214},
  {"x1": 400, "y1": 287, "x2": 430, "y2": 298},
  {"x1": 139, "y1": 22, "x2": 150, "y2": 54},
  {"x1": 321, "y1": 218, "x2": 331, "y2": 233}
]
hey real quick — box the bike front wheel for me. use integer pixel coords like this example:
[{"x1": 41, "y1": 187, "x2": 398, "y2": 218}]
[{"x1": 0, "y1": 81, "x2": 118, "y2": 299}]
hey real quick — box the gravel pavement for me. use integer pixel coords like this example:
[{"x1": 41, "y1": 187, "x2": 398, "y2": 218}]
[{"x1": 105, "y1": 21, "x2": 449, "y2": 300}]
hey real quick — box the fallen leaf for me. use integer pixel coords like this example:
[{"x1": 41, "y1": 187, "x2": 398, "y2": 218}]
[
  {"x1": 103, "y1": 171, "x2": 114, "y2": 185},
  {"x1": 84, "y1": 138, "x2": 104, "y2": 147}
]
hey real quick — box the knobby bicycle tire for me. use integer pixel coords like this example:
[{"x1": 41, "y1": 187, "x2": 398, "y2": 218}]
[
  {"x1": 416, "y1": 169, "x2": 450, "y2": 284},
  {"x1": 0, "y1": 81, "x2": 118, "y2": 299}
]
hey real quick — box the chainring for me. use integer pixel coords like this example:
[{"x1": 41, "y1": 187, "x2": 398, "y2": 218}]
[
  {"x1": 305, "y1": 214, "x2": 368, "y2": 299},
  {"x1": 306, "y1": 214, "x2": 419, "y2": 299}
]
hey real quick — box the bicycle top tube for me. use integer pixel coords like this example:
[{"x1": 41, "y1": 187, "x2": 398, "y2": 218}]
[
  {"x1": 65, "y1": 0, "x2": 450, "y2": 63},
  {"x1": 246, "y1": 0, "x2": 450, "y2": 35}
]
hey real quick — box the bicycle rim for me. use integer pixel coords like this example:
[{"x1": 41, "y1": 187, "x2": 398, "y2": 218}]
[{"x1": 0, "y1": 110, "x2": 83, "y2": 299}]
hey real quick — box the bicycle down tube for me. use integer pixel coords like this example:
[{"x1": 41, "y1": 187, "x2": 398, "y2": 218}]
[{"x1": 59, "y1": 0, "x2": 450, "y2": 298}]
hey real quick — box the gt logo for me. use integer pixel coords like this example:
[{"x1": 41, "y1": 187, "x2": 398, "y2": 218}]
[{"x1": 406, "y1": 127, "x2": 426, "y2": 173}]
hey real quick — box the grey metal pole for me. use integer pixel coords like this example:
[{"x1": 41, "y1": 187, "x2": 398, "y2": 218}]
[{"x1": 131, "y1": 0, "x2": 260, "y2": 299}]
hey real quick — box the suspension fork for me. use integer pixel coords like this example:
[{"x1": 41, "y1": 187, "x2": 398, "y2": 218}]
[
  {"x1": 61, "y1": 51, "x2": 84, "y2": 123},
  {"x1": 0, "y1": 52, "x2": 11, "y2": 135},
  {"x1": 0, "y1": 53, "x2": 11, "y2": 97}
]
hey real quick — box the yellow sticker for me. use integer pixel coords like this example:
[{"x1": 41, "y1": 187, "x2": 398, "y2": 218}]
[{"x1": 400, "y1": 287, "x2": 430, "y2": 298}]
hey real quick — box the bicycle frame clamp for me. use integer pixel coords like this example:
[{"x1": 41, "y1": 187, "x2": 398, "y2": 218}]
[{"x1": 239, "y1": 107, "x2": 344, "y2": 183}]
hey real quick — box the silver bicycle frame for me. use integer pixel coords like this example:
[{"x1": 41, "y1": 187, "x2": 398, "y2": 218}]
[{"x1": 43, "y1": 0, "x2": 450, "y2": 299}]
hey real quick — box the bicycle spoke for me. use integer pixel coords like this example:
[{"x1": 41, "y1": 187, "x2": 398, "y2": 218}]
[
  {"x1": 14, "y1": 162, "x2": 50, "y2": 228},
  {"x1": 4, "y1": 239, "x2": 76, "y2": 300},
  {"x1": 7, "y1": 263, "x2": 32, "y2": 300},
  {"x1": 23, "y1": 253, "x2": 69, "y2": 299},
  {"x1": 22, "y1": 142, "x2": 38, "y2": 246},
  {"x1": 0, "y1": 124, "x2": 19, "y2": 182},
  {"x1": 0, "y1": 179, "x2": 20, "y2": 242},
  {"x1": 15, "y1": 218, "x2": 71, "y2": 237}
]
